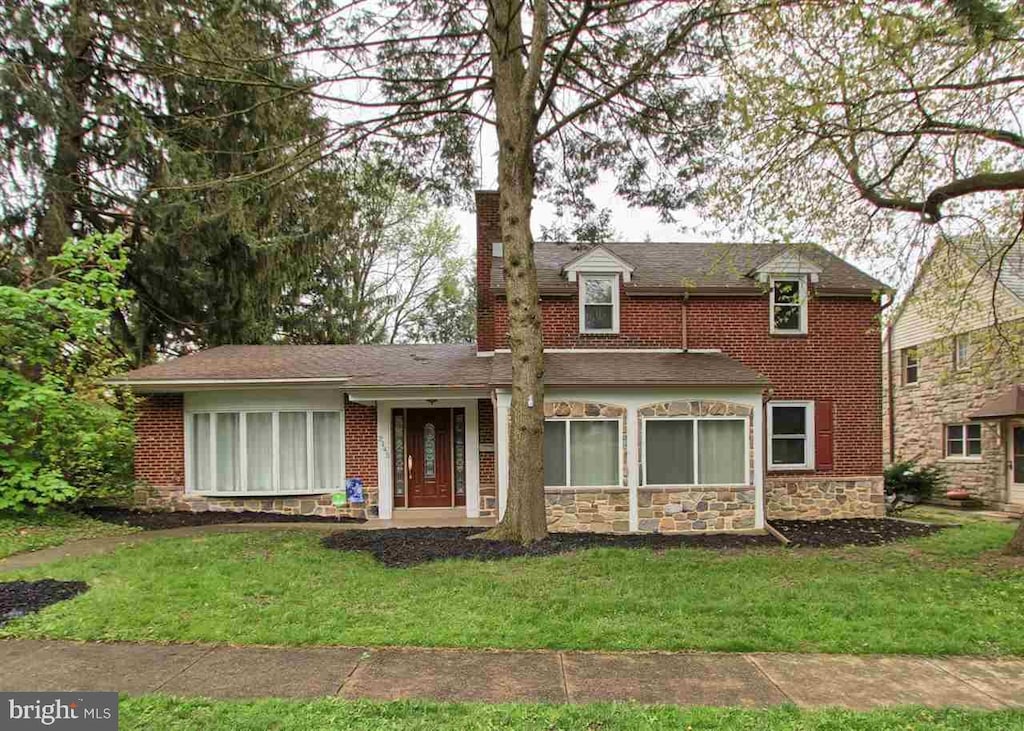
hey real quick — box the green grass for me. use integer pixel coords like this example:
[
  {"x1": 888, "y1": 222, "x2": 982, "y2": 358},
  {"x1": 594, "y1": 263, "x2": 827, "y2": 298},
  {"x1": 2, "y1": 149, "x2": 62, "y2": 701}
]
[
  {"x1": 119, "y1": 697, "x2": 1024, "y2": 730},
  {"x1": 2, "y1": 521, "x2": 1023, "y2": 655},
  {"x1": 0, "y1": 510, "x2": 139, "y2": 559}
]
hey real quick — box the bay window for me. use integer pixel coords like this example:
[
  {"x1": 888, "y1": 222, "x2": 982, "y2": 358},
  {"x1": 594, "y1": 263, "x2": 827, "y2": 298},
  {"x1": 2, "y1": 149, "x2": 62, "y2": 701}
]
[
  {"x1": 643, "y1": 418, "x2": 747, "y2": 486},
  {"x1": 768, "y1": 401, "x2": 814, "y2": 470},
  {"x1": 543, "y1": 419, "x2": 621, "y2": 487},
  {"x1": 188, "y1": 409, "x2": 344, "y2": 495}
]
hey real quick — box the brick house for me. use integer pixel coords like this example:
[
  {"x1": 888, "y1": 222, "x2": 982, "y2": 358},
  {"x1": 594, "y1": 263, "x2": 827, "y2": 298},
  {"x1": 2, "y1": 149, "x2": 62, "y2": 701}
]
[
  {"x1": 884, "y1": 238, "x2": 1024, "y2": 511},
  {"x1": 115, "y1": 191, "x2": 888, "y2": 532}
]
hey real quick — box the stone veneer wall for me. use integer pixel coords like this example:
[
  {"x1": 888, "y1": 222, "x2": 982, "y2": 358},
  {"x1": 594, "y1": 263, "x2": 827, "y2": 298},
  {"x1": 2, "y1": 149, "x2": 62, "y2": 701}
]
[
  {"x1": 884, "y1": 325, "x2": 1024, "y2": 508},
  {"x1": 765, "y1": 476, "x2": 884, "y2": 520},
  {"x1": 544, "y1": 398, "x2": 759, "y2": 534}
]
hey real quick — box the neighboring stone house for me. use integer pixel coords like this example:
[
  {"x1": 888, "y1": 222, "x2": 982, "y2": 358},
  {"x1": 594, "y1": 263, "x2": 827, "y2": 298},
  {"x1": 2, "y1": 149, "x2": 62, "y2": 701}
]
[
  {"x1": 115, "y1": 191, "x2": 889, "y2": 533},
  {"x1": 884, "y1": 238, "x2": 1024, "y2": 511}
]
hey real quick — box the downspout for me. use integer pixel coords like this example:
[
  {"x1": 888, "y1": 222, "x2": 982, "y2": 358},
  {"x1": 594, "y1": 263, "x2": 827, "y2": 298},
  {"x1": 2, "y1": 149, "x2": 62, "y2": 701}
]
[{"x1": 883, "y1": 293, "x2": 896, "y2": 464}]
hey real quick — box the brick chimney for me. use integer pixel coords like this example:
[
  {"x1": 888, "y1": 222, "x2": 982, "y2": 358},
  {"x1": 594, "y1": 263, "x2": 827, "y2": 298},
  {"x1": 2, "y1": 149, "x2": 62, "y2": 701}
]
[{"x1": 475, "y1": 190, "x2": 500, "y2": 353}]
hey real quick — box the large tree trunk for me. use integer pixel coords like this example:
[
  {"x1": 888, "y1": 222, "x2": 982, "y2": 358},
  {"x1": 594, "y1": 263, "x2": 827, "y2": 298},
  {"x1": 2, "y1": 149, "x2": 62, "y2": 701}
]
[
  {"x1": 1005, "y1": 516, "x2": 1024, "y2": 555},
  {"x1": 476, "y1": 0, "x2": 548, "y2": 543},
  {"x1": 33, "y1": 0, "x2": 95, "y2": 267}
]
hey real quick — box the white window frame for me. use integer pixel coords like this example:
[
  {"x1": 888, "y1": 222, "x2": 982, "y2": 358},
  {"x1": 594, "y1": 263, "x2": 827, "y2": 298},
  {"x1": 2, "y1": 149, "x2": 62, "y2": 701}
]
[
  {"x1": 953, "y1": 334, "x2": 970, "y2": 371},
  {"x1": 642, "y1": 416, "x2": 750, "y2": 487},
  {"x1": 185, "y1": 407, "x2": 345, "y2": 496},
  {"x1": 903, "y1": 347, "x2": 919, "y2": 384},
  {"x1": 767, "y1": 401, "x2": 815, "y2": 471},
  {"x1": 769, "y1": 276, "x2": 807, "y2": 335},
  {"x1": 543, "y1": 417, "x2": 623, "y2": 488},
  {"x1": 945, "y1": 423, "x2": 982, "y2": 460},
  {"x1": 579, "y1": 273, "x2": 620, "y2": 334}
]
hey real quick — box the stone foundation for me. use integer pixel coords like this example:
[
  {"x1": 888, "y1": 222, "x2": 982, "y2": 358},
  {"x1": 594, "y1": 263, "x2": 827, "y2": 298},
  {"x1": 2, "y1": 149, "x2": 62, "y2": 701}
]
[
  {"x1": 546, "y1": 488, "x2": 630, "y2": 533},
  {"x1": 545, "y1": 486, "x2": 757, "y2": 533},
  {"x1": 765, "y1": 476, "x2": 884, "y2": 520},
  {"x1": 133, "y1": 484, "x2": 378, "y2": 520},
  {"x1": 639, "y1": 486, "x2": 756, "y2": 532}
]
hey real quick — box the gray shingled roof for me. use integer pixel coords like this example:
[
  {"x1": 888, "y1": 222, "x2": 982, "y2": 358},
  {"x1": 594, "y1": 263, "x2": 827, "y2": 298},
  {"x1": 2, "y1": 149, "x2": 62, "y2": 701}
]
[
  {"x1": 962, "y1": 239, "x2": 1024, "y2": 302},
  {"x1": 490, "y1": 351, "x2": 767, "y2": 387},
  {"x1": 492, "y1": 241, "x2": 887, "y2": 295},
  {"x1": 116, "y1": 345, "x2": 768, "y2": 389},
  {"x1": 115, "y1": 345, "x2": 492, "y2": 386}
]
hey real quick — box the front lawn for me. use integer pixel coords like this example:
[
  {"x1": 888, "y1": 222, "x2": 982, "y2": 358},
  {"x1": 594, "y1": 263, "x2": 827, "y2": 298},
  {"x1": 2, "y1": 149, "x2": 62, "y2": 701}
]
[
  {"x1": 0, "y1": 511, "x2": 139, "y2": 559},
  {"x1": 2, "y1": 520, "x2": 1022, "y2": 655},
  {"x1": 120, "y1": 697, "x2": 1024, "y2": 731}
]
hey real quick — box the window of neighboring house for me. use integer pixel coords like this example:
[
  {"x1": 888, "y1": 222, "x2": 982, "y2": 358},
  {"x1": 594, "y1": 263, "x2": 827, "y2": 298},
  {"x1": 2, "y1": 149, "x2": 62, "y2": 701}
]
[
  {"x1": 953, "y1": 334, "x2": 971, "y2": 370},
  {"x1": 579, "y1": 274, "x2": 618, "y2": 333},
  {"x1": 903, "y1": 347, "x2": 919, "y2": 384},
  {"x1": 543, "y1": 419, "x2": 620, "y2": 487},
  {"x1": 770, "y1": 277, "x2": 807, "y2": 334},
  {"x1": 768, "y1": 401, "x2": 815, "y2": 469},
  {"x1": 188, "y1": 410, "x2": 343, "y2": 495},
  {"x1": 643, "y1": 418, "x2": 747, "y2": 486},
  {"x1": 946, "y1": 423, "x2": 982, "y2": 458}
]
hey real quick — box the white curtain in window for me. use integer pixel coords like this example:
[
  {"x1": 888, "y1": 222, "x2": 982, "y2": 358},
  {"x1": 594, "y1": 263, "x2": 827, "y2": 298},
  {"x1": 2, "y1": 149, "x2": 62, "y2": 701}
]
[
  {"x1": 697, "y1": 420, "x2": 745, "y2": 484},
  {"x1": 543, "y1": 421, "x2": 567, "y2": 487},
  {"x1": 644, "y1": 420, "x2": 694, "y2": 485},
  {"x1": 569, "y1": 421, "x2": 619, "y2": 486},
  {"x1": 279, "y1": 412, "x2": 307, "y2": 491},
  {"x1": 246, "y1": 413, "x2": 274, "y2": 491},
  {"x1": 191, "y1": 413, "x2": 211, "y2": 490},
  {"x1": 312, "y1": 412, "x2": 342, "y2": 492},
  {"x1": 215, "y1": 413, "x2": 241, "y2": 492}
]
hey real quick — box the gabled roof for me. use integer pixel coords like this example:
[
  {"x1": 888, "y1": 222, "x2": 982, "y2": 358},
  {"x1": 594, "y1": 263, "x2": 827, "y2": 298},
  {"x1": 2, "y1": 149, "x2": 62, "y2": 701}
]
[
  {"x1": 561, "y1": 245, "x2": 636, "y2": 282},
  {"x1": 492, "y1": 241, "x2": 887, "y2": 296},
  {"x1": 750, "y1": 250, "x2": 823, "y2": 282}
]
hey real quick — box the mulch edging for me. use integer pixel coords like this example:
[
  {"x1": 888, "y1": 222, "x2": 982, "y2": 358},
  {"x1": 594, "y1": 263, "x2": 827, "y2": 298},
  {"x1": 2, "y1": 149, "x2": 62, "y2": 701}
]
[
  {"x1": 0, "y1": 579, "x2": 88, "y2": 626},
  {"x1": 322, "y1": 527, "x2": 778, "y2": 568},
  {"x1": 80, "y1": 507, "x2": 365, "y2": 531},
  {"x1": 770, "y1": 518, "x2": 945, "y2": 547}
]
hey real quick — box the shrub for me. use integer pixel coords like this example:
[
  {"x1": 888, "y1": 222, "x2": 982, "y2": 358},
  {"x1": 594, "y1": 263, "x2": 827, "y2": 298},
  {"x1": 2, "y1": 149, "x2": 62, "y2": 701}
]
[
  {"x1": 0, "y1": 235, "x2": 136, "y2": 511},
  {"x1": 884, "y1": 459, "x2": 949, "y2": 514}
]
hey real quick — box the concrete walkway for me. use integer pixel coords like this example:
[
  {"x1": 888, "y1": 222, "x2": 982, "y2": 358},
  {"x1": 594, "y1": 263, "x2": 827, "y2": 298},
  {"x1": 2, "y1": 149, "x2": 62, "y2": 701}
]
[{"x1": 1, "y1": 639, "x2": 1022, "y2": 710}]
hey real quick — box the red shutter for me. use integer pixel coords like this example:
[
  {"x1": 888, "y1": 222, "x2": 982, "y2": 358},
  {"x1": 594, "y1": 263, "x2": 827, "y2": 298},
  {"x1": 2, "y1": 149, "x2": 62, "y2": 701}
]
[{"x1": 815, "y1": 399, "x2": 834, "y2": 471}]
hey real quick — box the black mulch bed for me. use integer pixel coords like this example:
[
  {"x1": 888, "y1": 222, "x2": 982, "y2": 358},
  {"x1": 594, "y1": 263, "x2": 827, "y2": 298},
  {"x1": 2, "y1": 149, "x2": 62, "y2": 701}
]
[
  {"x1": 322, "y1": 527, "x2": 779, "y2": 567},
  {"x1": 771, "y1": 518, "x2": 945, "y2": 547},
  {"x1": 0, "y1": 580, "x2": 88, "y2": 626},
  {"x1": 81, "y1": 507, "x2": 365, "y2": 531}
]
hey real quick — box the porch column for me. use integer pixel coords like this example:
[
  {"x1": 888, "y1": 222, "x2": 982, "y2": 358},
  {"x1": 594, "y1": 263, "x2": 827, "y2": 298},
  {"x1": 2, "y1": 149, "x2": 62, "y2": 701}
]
[
  {"x1": 753, "y1": 400, "x2": 765, "y2": 529},
  {"x1": 626, "y1": 405, "x2": 639, "y2": 532},
  {"x1": 376, "y1": 403, "x2": 393, "y2": 520},
  {"x1": 495, "y1": 391, "x2": 511, "y2": 519}
]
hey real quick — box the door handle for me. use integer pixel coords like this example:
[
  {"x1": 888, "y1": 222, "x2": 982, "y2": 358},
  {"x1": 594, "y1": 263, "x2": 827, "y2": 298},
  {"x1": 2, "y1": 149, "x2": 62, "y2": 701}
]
[{"x1": 407, "y1": 453, "x2": 413, "y2": 475}]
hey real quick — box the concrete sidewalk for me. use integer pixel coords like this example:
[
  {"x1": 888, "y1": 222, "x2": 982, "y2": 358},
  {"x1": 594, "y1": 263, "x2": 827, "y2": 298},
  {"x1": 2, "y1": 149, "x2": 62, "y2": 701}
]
[{"x1": 1, "y1": 639, "x2": 1022, "y2": 710}]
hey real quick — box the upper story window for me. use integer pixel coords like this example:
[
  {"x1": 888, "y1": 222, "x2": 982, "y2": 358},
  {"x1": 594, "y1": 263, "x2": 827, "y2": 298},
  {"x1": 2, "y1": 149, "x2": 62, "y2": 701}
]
[
  {"x1": 769, "y1": 276, "x2": 807, "y2": 334},
  {"x1": 579, "y1": 274, "x2": 619, "y2": 334},
  {"x1": 903, "y1": 347, "x2": 919, "y2": 384},
  {"x1": 953, "y1": 334, "x2": 971, "y2": 371}
]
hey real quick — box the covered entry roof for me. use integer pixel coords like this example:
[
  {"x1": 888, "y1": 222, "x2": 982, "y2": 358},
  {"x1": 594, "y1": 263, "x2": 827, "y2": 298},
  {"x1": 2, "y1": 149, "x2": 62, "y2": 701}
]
[{"x1": 969, "y1": 385, "x2": 1024, "y2": 420}]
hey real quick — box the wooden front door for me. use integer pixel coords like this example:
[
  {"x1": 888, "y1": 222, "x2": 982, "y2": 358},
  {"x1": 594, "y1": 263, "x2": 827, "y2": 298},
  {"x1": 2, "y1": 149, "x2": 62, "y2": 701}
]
[{"x1": 406, "y1": 409, "x2": 452, "y2": 508}]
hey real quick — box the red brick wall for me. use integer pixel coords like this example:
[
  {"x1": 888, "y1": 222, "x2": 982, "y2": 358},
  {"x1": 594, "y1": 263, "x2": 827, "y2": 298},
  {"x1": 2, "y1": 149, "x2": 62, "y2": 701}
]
[
  {"x1": 345, "y1": 401, "x2": 378, "y2": 487},
  {"x1": 134, "y1": 393, "x2": 185, "y2": 491},
  {"x1": 476, "y1": 191, "x2": 500, "y2": 353},
  {"x1": 478, "y1": 398, "x2": 496, "y2": 515},
  {"x1": 494, "y1": 285, "x2": 686, "y2": 349},
  {"x1": 687, "y1": 295, "x2": 883, "y2": 477}
]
